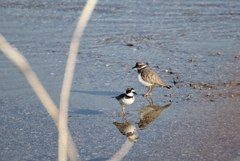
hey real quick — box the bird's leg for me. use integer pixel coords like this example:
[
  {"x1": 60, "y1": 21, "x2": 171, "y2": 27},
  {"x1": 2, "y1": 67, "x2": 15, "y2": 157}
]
[
  {"x1": 144, "y1": 86, "x2": 150, "y2": 97},
  {"x1": 122, "y1": 114, "x2": 126, "y2": 122},
  {"x1": 122, "y1": 106, "x2": 126, "y2": 116},
  {"x1": 145, "y1": 96, "x2": 153, "y2": 105},
  {"x1": 145, "y1": 94, "x2": 154, "y2": 105},
  {"x1": 149, "y1": 96, "x2": 154, "y2": 105},
  {"x1": 149, "y1": 86, "x2": 153, "y2": 97}
]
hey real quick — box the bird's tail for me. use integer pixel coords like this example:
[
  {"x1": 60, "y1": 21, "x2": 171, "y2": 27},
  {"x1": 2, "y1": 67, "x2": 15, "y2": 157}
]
[{"x1": 165, "y1": 85, "x2": 172, "y2": 89}]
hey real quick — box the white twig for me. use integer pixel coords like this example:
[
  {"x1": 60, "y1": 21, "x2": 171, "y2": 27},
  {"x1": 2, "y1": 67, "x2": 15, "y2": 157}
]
[
  {"x1": 0, "y1": 35, "x2": 79, "y2": 161},
  {"x1": 107, "y1": 139, "x2": 134, "y2": 161},
  {"x1": 58, "y1": 0, "x2": 98, "y2": 161}
]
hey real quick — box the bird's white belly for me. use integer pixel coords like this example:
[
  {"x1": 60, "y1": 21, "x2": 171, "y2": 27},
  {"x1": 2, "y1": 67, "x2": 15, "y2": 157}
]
[
  {"x1": 138, "y1": 73, "x2": 153, "y2": 86},
  {"x1": 124, "y1": 124, "x2": 136, "y2": 134},
  {"x1": 120, "y1": 97, "x2": 135, "y2": 106}
]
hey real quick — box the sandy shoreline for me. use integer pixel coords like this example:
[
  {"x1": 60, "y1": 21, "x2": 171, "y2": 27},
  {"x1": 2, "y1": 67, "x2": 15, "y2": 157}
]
[{"x1": 1, "y1": 0, "x2": 240, "y2": 160}]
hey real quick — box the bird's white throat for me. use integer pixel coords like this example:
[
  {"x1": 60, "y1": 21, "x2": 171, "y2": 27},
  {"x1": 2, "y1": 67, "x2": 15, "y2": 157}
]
[{"x1": 126, "y1": 92, "x2": 134, "y2": 97}]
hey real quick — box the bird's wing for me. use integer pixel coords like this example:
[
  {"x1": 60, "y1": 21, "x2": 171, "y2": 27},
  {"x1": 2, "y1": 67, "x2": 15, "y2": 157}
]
[
  {"x1": 141, "y1": 68, "x2": 167, "y2": 86},
  {"x1": 115, "y1": 94, "x2": 125, "y2": 101}
]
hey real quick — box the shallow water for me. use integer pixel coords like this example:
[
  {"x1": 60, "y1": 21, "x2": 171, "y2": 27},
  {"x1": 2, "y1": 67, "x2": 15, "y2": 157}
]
[{"x1": 1, "y1": 0, "x2": 240, "y2": 160}]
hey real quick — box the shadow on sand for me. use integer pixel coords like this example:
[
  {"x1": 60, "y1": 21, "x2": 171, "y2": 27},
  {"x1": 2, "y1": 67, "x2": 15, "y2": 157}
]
[
  {"x1": 69, "y1": 109, "x2": 104, "y2": 115},
  {"x1": 71, "y1": 90, "x2": 121, "y2": 96}
]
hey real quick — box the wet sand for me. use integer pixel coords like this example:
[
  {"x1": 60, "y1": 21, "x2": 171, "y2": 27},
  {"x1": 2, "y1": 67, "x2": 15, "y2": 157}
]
[{"x1": 1, "y1": 0, "x2": 240, "y2": 160}]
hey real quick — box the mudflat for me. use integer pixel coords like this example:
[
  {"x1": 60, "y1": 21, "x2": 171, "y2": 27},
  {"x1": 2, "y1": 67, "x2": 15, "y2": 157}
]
[{"x1": 1, "y1": 0, "x2": 240, "y2": 160}]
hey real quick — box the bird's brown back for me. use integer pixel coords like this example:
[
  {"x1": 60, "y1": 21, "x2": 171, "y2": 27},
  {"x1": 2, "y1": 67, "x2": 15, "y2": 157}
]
[{"x1": 141, "y1": 68, "x2": 169, "y2": 87}]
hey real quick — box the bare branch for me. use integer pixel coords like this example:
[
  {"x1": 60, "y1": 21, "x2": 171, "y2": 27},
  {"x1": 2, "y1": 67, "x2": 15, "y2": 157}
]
[
  {"x1": 0, "y1": 35, "x2": 79, "y2": 161},
  {"x1": 58, "y1": 0, "x2": 98, "y2": 161}
]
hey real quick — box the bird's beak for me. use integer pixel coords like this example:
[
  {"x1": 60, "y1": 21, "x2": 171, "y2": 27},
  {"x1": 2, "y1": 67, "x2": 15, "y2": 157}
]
[
  {"x1": 132, "y1": 65, "x2": 137, "y2": 69},
  {"x1": 133, "y1": 92, "x2": 137, "y2": 95}
]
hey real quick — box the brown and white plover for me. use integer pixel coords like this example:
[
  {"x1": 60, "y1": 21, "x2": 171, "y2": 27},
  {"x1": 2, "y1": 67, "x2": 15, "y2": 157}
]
[{"x1": 132, "y1": 62, "x2": 172, "y2": 97}]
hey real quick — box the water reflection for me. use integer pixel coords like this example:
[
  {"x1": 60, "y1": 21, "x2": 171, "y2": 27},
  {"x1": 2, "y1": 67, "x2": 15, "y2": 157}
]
[
  {"x1": 136, "y1": 98, "x2": 171, "y2": 129},
  {"x1": 113, "y1": 117, "x2": 138, "y2": 143},
  {"x1": 112, "y1": 97, "x2": 171, "y2": 144},
  {"x1": 107, "y1": 139, "x2": 134, "y2": 161},
  {"x1": 145, "y1": 96, "x2": 154, "y2": 105}
]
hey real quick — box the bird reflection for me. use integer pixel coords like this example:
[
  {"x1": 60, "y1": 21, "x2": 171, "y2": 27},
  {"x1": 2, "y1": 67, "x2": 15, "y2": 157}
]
[
  {"x1": 136, "y1": 99, "x2": 171, "y2": 129},
  {"x1": 113, "y1": 117, "x2": 138, "y2": 143},
  {"x1": 145, "y1": 96, "x2": 154, "y2": 105}
]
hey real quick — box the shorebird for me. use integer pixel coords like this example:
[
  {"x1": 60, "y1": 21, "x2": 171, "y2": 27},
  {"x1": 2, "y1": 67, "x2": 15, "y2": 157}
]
[
  {"x1": 113, "y1": 121, "x2": 138, "y2": 143},
  {"x1": 136, "y1": 103, "x2": 171, "y2": 129},
  {"x1": 132, "y1": 62, "x2": 172, "y2": 97},
  {"x1": 112, "y1": 88, "x2": 137, "y2": 115}
]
